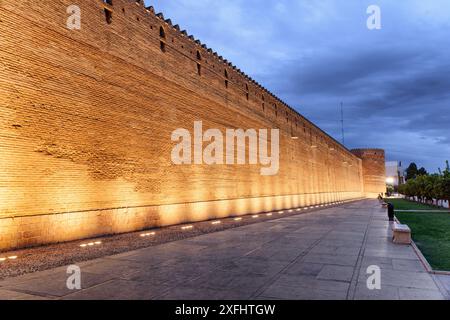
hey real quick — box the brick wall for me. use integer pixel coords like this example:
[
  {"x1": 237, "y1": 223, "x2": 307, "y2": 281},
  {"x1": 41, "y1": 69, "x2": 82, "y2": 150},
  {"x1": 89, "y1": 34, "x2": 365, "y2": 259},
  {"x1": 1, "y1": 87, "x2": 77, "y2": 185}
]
[
  {"x1": 351, "y1": 149, "x2": 386, "y2": 197},
  {"x1": 0, "y1": 0, "x2": 377, "y2": 250}
]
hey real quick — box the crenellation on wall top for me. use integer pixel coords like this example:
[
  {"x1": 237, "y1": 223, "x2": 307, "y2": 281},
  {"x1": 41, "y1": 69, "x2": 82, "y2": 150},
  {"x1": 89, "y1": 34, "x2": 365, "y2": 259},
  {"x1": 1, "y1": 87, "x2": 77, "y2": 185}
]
[
  {"x1": 351, "y1": 148, "x2": 385, "y2": 153},
  {"x1": 145, "y1": 6, "x2": 155, "y2": 14},
  {"x1": 140, "y1": 1, "x2": 286, "y2": 107},
  {"x1": 112, "y1": 0, "x2": 357, "y2": 156}
]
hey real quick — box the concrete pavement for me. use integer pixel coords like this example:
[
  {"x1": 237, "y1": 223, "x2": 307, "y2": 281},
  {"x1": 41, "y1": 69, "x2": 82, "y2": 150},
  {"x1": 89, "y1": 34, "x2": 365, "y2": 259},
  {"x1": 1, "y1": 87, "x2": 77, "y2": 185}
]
[{"x1": 0, "y1": 200, "x2": 446, "y2": 300}]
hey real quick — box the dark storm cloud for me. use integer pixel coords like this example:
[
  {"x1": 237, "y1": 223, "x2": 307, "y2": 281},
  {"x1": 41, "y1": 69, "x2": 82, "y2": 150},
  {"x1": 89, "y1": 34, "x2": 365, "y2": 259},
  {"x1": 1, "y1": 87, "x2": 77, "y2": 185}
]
[
  {"x1": 147, "y1": 0, "x2": 450, "y2": 172},
  {"x1": 280, "y1": 47, "x2": 422, "y2": 96}
]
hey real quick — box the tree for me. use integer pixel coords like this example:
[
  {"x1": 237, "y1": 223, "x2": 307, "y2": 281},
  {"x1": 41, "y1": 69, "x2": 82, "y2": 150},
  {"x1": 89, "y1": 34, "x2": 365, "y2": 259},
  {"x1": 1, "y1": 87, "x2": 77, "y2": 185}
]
[
  {"x1": 398, "y1": 161, "x2": 450, "y2": 208},
  {"x1": 433, "y1": 175, "x2": 445, "y2": 207},
  {"x1": 405, "y1": 163, "x2": 419, "y2": 181},
  {"x1": 418, "y1": 167, "x2": 428, "y2": 176},
  {"x1": 442, "y1": 161, "x2": 450, "y2": 206}
]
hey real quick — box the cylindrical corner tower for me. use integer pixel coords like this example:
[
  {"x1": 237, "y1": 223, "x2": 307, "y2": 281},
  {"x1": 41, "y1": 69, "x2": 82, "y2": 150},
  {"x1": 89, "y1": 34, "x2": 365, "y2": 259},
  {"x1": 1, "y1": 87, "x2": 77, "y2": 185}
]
[{"x1": 351, "y1": 149, "x2": 386, "y2": 198}]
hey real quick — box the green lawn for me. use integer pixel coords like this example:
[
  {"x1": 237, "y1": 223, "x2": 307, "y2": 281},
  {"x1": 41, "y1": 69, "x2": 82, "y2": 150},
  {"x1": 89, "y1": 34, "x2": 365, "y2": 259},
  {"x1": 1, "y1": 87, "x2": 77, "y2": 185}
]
[
  {"x1": 396, "y1": 211, "x2": 450, "y2": 271},
  {"x1": 386, "y1": 198, "x2": 448, "y2": 211}
]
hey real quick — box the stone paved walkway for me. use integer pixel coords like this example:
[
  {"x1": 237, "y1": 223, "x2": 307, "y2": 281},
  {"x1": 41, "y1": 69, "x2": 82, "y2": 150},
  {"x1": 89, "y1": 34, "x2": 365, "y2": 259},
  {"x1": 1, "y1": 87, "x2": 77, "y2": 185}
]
[{"x1": 0, "y1": 200, "x2": 446, "y2": 300}]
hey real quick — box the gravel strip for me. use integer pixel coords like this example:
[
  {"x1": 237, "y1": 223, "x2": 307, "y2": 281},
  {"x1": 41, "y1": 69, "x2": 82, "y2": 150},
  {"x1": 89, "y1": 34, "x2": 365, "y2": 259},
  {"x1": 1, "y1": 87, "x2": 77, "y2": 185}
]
[{"x1": 0, "y1": 201, "x2": 355, "y2": 280}]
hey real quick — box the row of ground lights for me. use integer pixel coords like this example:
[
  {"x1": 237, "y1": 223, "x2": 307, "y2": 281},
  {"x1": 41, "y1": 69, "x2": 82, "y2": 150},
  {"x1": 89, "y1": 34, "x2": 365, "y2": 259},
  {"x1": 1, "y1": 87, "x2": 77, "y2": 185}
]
[
  {"x1": 79, "y1": 241, "x2": 102, "y2": 248},
  {"x1": 0, "y1": 255, "x2": 17, "y2": 262},
  {"x1": 77, "y1": 200, "x2": 352, "y2": 247}
]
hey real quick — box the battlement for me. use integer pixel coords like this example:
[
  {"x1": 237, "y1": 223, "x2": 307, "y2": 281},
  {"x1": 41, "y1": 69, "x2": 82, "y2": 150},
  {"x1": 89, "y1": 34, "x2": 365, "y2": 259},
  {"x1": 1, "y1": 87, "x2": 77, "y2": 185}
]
[
  {"x1": 351, "y1": 149, "x2": 385, "y2": 160},
  {"x1": 94, "y1": 0, "x2": 357, "y2": 159}
]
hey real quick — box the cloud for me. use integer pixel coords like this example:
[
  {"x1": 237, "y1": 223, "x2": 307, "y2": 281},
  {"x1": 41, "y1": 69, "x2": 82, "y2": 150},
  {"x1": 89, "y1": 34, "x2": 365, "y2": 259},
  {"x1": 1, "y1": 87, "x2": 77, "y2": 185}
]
[{"x1": 146, "y1": 0, "x2": 450, "y2": 172}]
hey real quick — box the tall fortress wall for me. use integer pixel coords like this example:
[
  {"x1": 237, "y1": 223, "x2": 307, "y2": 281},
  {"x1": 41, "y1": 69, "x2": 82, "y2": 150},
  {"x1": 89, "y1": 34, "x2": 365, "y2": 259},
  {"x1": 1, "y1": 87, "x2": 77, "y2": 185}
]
[{"x1": 0, "y1": 0, "x2": 385, "y2": 250}]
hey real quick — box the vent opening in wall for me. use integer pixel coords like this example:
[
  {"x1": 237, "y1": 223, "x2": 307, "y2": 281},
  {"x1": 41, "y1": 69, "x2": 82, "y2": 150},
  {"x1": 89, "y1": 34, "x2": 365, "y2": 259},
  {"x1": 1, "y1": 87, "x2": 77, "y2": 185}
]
[
  {"x1": 197, "y1": 63, "x2": 201, "y2": 76},
  {"x1": 159, "y1": 26, "x2": 166, "y2": 52},
  {"x1": 104, "y1": 8, "x2": 113, "y2": 24},
  {"x1": 224, "y1": 69, "x2": 229, "y2": 88}
]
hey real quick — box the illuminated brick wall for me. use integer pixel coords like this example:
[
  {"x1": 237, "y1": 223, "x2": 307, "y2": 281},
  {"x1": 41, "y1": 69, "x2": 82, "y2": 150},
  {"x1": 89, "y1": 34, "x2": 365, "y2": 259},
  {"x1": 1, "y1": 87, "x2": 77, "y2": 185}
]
[
  {"x1": 0, "y1": 0, "x2": 379, "y2": 250},
  {"x1": 351, "y1": 149, "x2": 386, "y2": 197}
]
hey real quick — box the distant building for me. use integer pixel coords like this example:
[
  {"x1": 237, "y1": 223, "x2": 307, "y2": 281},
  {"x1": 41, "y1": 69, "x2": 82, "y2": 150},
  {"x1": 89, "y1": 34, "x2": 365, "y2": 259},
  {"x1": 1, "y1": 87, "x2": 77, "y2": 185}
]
[{"x1": 386, "y1": 161, "x2": 405, "y2": 187}]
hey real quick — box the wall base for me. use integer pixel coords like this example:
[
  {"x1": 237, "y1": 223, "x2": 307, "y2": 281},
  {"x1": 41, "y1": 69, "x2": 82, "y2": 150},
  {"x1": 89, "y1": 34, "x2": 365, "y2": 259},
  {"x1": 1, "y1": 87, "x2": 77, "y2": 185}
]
[{"x1": 0, "y1": 192, "x2": 363, "y2": 251}]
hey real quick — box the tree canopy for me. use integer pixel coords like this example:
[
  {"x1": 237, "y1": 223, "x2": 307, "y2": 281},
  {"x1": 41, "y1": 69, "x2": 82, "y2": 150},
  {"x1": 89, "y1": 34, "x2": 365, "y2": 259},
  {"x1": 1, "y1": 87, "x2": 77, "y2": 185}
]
[
  {"x1": 399, "y1": 161, "x2": 450, "y2": 206},
  {"x1": 405, "y1": 162, "x2": 418, "y2": 180}
]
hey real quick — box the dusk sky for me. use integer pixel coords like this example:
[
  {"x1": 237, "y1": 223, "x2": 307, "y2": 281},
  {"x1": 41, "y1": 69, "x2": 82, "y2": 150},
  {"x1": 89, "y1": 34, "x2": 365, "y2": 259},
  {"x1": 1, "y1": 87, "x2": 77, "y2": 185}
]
[{"x1": 146, "y1": 0, "x2": 450, "y2": 173}]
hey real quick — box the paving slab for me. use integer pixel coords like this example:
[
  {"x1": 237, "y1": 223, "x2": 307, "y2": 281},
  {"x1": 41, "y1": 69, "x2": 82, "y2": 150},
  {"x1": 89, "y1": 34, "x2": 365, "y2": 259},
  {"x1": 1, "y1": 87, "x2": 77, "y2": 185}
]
[
  {"x1": 1, "y1": 270, "x2": 115, "y2": 298},
  {"x1": 62, "y1": 279, "x2": 172, "y2": 300},
  {"x1": 434, "y1": 274, "x2": 450, "y2": 299},
  {"x1": 353, "y1": 283, "x2": 400, "y2": 300},
  {"x1": 302, "y1": 253, "x2": 359, "y2": 266},
  {"x1": 398, "y1": 287, "x2": 445, "y2": 300},
  {"x1": 0, "y1": 289, "x2": 48, "y2": 300},
  {"x1": 317, "y1": 265, "x2": 355, "y2": 282},
  {"x1": 259, "y1": 283, "x2": 348, "y2": 300}
]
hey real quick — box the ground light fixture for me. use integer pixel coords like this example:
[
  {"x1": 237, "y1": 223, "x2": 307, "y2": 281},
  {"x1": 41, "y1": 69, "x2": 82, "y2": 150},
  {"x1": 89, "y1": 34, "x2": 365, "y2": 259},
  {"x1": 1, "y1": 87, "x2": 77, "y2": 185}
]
[
  {"x1": 80, "y1": 241, "x2": 102, "y2": 248},
  {"x1": 0, "y1": 256, "x2": 18, "y2": 262},
  {"x1": 71, "y1": 200, "x2": 338, "y2": 250},
  {"x1": 140, "y1": 232, "x2": 156, "y2": 237}
]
